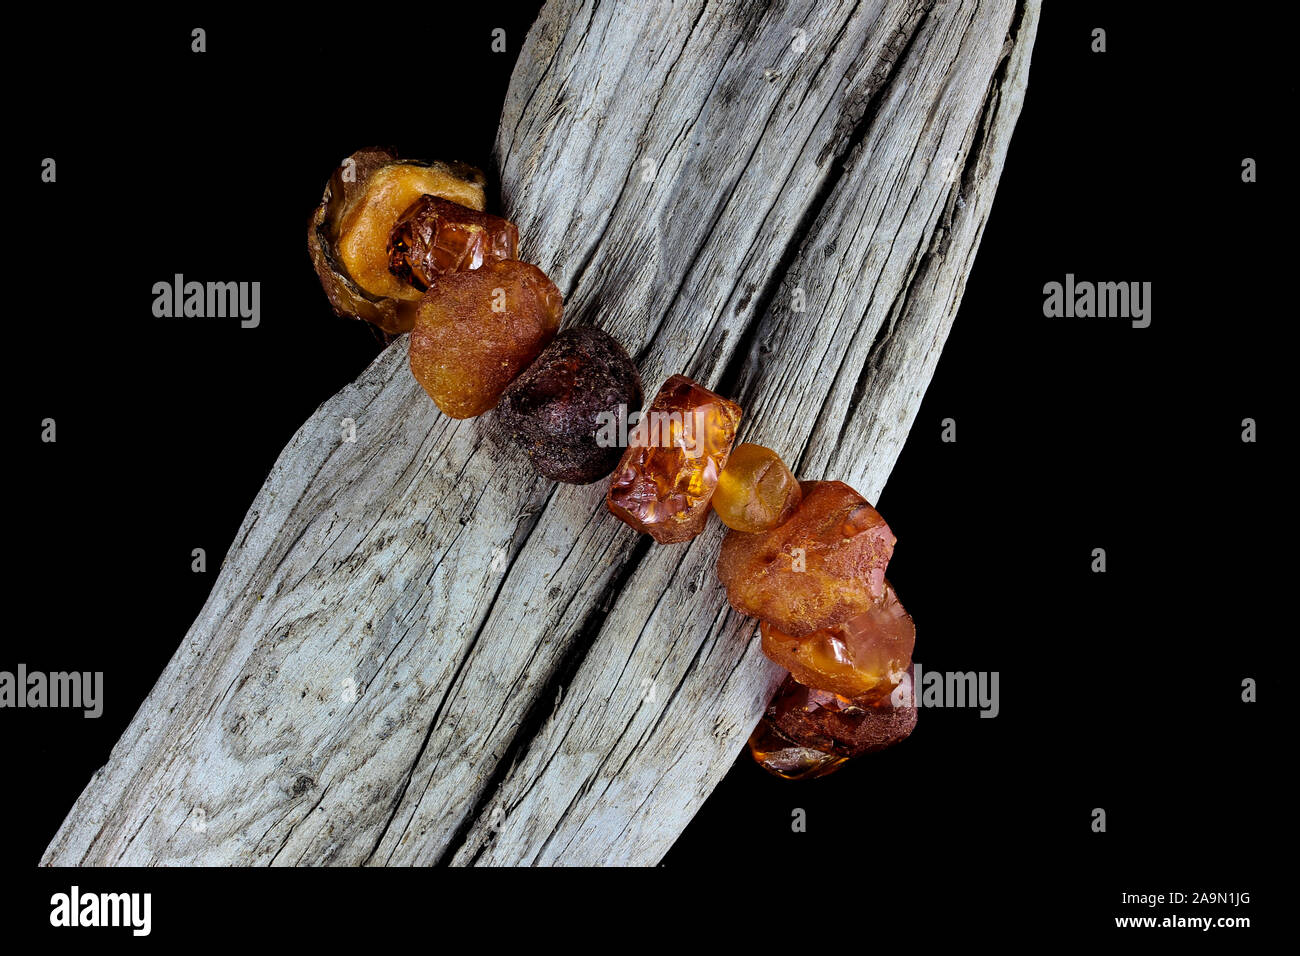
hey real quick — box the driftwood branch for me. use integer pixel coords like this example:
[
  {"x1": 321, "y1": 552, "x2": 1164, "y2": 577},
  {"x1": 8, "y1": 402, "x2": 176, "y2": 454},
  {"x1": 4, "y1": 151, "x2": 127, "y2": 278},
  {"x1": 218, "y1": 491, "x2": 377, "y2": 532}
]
[{"x1": 43, "y1": 0, "x2": 1038, "y2": 867}]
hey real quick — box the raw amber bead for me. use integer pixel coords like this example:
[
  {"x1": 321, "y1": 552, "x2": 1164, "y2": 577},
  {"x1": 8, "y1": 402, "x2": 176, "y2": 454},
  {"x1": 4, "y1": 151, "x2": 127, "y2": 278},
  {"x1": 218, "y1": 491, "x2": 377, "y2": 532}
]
[
  {"x1": 308, "y1": 150, "x2": 488, "y2": 334},
  {"x1": 747, "y1": 720, "x2": 847, "y2": 780},
  {"x1": 711, "y1": 443, "x2": 802, "y2": 532},
  {"x1": 716, "y1": 480, "x2": 895, "y2": 636},
  {"x1": 336, "y1": 161, "x2": 487, "y2": 301},
  {"x1": 762, "y1": 666, "x2": 917, "y2": 760},
  {"x1": 497, "y1": 327, "x2": 643, "y2": 484},
  {"x1": 761, "y1": 580, "x2": 914, "y2": 699},
  {"x1": 606, "y1": 375, "x2": 742, "y2": 543},
  {"x1": 409, "y1": 259, "x2": 562, "y2": 419},
  {"x1": 388, "y1": 195, "x2": 519, "y2": 292}
]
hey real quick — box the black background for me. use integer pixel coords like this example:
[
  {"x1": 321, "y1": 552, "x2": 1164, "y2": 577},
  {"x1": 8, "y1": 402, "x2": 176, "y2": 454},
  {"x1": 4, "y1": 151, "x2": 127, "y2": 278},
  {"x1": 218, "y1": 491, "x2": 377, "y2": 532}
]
[{"x1": 7, "y1": 2, "x2": 1283, "y2": 940}]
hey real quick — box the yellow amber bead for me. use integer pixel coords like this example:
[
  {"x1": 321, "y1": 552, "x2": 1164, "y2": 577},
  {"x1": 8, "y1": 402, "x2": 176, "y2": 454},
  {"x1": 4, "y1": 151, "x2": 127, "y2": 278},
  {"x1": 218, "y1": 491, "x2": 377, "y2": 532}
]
[{"x1": 711, "y1": 443, "x2": 802, "y2": 533}]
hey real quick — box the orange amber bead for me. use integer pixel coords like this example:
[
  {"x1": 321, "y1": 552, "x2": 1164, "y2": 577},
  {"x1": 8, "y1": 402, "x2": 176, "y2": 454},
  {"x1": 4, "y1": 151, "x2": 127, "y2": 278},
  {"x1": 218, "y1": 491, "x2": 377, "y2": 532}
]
[
  {"x1": 711, "y1": 443, "x2": 802, "y2": 532},
  {"x1": 760, "y1": 581, "x2": 914, "y2": 699},
  {"x1": 388, "y1": 195, "x2": 518, "y2": 292},
  {"x1": 606, "y1": 375, "x2": 742, "y2": 544},
  {"x1": 409, "y1": 259, "x2": 562, "y2": 419},
  {"x1": 716, "y1": 480, "x2": 895, "y2": 636}
]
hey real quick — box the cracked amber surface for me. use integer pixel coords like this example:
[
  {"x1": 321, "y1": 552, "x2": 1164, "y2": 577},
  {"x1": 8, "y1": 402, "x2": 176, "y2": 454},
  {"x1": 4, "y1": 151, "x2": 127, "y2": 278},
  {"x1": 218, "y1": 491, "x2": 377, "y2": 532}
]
[
  {"x1": 606, "y1": 375, "x2": 742, "y2": 544},
  {"x1": 711, "y1": 443, "x2": 802, "y2": 533},
  {"x1": 752, "y1": 667, "x2": 917, "y2": 769},
  {"x1": 761, "y1": 580, "x2": 914, "y2": 700},
  {"x1": 747, "y1": 720, "x2": 847, "y2": 780},
  {"x1": 388, "y1": 195, "x2": 518, "y2": 292},
  {"x1": 717, "y1": 480, "x2": 895, "y2": 636}
]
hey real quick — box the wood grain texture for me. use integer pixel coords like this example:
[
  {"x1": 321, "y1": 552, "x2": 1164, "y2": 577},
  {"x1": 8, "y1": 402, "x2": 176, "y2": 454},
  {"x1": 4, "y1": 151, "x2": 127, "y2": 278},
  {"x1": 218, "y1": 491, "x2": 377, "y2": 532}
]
[{"x1": 42, "y1": 0, "x2": 1038, "y2": 867}]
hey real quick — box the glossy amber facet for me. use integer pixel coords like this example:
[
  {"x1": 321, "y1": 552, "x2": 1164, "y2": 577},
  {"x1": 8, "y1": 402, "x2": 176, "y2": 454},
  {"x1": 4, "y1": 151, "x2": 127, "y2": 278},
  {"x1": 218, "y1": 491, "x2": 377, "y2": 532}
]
[
  {"x1": 716, "y1": 480, "x2": 895, "y2": 636},
  {"x1": 388, "y1": 195, "x2": 519, "y2": 292},
  {"x1": 409, "y1": 259, "x2": 562, "y2": 419},
  {"x1": 711, "y1": 443, "x2": 802, "y2": 533},
  {"x1": 606, "y1": 375, "x2": 742, "y2": 544},
  {"x1": 747, "y1": 720, "x2": 847, "y2": 780},
  {"x1": 762, "y1": 666, "x2": 917, "y2": 761},
  {"x1": 761, "y1": 580, "x2": 914, "y2": 699}
]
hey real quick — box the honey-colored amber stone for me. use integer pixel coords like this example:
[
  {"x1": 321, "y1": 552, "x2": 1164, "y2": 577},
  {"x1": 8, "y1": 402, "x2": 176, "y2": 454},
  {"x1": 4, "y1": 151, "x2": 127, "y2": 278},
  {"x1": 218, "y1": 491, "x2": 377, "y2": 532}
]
[
  {"x1": 308, "y1": 150, "x2": 488, "y2": 334},
  {"x1": 409, "y1": 259, "x2": 562, "y2": 418},
  {"x1": 761, "y1": 580, "x2": 914, "y2": 699},
  {"x1": 388, "y1": 195, "x2": 519, "y2": 292},
  {"x1": 716, "y1": 480, "x2": 895, "y2": 636},
  {"x1": 337, "y1": 162, "x2": 487, "y2": 301},
  {"x1": 606, "y1": 375, "x2": 742, "y2": 543},
  {"x1": 747, "y1": 720, "x2": 847, "y2": 780},
  {"x1": 761, "y1": 666, "x2": 917, "y2": 761},
  {"x1": 711, "y1": 443, "x2": 802, "y2": 532}
]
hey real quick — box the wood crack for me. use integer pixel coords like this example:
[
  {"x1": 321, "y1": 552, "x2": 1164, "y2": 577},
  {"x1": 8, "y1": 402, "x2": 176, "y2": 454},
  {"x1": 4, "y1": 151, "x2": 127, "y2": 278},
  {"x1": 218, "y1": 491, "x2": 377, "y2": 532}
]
[{"x1": 440, "y1": 533, "x2": 656, "y2": 866}]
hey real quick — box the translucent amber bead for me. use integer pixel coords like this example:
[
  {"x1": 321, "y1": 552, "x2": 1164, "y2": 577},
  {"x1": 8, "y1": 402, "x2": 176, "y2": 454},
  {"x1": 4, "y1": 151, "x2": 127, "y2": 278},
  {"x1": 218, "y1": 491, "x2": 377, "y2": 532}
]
[
  {"x1": 711, "y1": 443, "x2": 802, "y2": 532},
  {"x1": 716, "y1": 480, "x2": 895, "y2": 636},
  {"x1": 606, "y1": 375, "x2": 742, "y2": 543},
  {"x1": 760, "y1": 581, "x2": 914, "y2": 699},
  {"x1": 388, "y1": 195, "x2": 518, "y2": 292}
]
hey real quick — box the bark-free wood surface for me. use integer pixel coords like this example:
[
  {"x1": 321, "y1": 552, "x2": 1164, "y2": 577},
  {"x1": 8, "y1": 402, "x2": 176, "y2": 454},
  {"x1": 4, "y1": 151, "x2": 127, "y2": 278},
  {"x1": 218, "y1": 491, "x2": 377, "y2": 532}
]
[{"x1": 43, "y1": 0, "x2": 1038, "y2": 867}]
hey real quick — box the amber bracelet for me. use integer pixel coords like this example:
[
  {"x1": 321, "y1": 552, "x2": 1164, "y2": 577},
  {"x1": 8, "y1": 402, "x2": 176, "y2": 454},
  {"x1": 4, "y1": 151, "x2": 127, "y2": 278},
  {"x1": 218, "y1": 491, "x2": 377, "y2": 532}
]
[{"x1": 309, "y1": 148, "x2": 917, "y2": 780}]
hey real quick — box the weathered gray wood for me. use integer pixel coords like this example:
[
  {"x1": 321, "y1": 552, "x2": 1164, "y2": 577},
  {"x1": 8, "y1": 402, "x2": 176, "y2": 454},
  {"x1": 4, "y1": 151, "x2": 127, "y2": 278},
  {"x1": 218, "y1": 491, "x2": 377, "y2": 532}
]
[{"x1": 42, "y1": 0, "x2": 1038, "y2": 867}]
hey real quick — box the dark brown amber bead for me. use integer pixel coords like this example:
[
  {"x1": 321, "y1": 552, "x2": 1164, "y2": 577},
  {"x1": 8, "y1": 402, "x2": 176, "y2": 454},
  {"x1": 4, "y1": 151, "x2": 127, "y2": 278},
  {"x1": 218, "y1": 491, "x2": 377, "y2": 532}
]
[
  {"x1": 497, "y1": 327, "x2": 643, "y2": 484},
  {"x1": 717, "y1": 480, "x2": 895, "y2": 636},
  {"x1": 606, "y1": 375, "x2": 742, "y2": 543},
  {"x1": 762, "y1": 667, "x2": 917, "y2": 760},
  {"x1": 747, "y1": 720, "x2": 847, "y2": 780},
  {"x1": 388, "y1": 195, "x2": 519, "y2": 291},
  {"x1": 760, "y1": 580, "x2": 915, "y2": 699}
]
